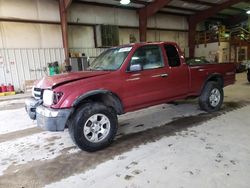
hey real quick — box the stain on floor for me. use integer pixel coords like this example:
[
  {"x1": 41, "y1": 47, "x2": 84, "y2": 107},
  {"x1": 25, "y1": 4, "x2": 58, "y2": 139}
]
[
  {"x1": 0, "y1": 101, "x2": 248, "y2": 188},
  {"x1": 0, "y1": 127, "x2": 42, "y2": 143}
]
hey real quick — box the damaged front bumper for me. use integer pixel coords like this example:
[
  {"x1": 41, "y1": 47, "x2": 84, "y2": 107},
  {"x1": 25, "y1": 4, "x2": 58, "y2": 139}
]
[
  {"x1": 25, "y1": 98, "x2": 42, "y2": 120},
  {"x1": 25, "y1": 98, "x2": 72, "y2": 131}
]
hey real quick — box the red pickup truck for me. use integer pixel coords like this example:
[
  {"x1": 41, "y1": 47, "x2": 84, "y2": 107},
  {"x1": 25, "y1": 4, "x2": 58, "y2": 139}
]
[{"x1": 25, "y1": 42, "x2": 236, "y2": 151}]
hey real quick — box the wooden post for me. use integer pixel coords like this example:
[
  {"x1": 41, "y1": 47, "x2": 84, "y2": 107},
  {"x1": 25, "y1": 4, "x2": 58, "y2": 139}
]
[
  {"x1": 188, "y1": 22, "x2": 196, "y2": 58},
  {"x1": 59, "y1": 0, "x2": 72, "y2": 69},
  {"x1": 139, "y1": 9, "x2": 147, "y2": 42}
]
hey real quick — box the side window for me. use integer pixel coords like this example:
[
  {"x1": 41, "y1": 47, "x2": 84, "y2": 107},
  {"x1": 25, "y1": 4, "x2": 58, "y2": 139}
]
[
  {"x1": 129, "y1": 45, "x2": 164, "y2": 70},
  {"x1": 164, "y1": 45, "x2": 181, "y2": 67}
]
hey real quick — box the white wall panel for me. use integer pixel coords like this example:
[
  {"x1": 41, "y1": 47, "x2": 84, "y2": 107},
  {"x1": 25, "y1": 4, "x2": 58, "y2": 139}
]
[
  {"x1": 1, "y1": 22, "x2": 41, "y2": 48},
  {"x1": 0, "y1": 48, "x2": 106, "y2": 90},
  {"x1": 69, "y1": 4, "x2": 117, "y2": 25},
  {"x1": 0, "y1": 0, "x2": 37, "y2": 20},
  {"x1": 0, "y1": 0, "x2": 60, "y2": 21},
  {"x1": 36, "y1": 0, "x2": 60, "y2": 21},
  {"x1": 68, "y1": 26, "x2": 95, "y2": 48},
  {"x1": 147, "y1": 30, "x2": 160, "y2": 42},
  {"x1": 69, "y1": 4, "x2": 138, "y2": 26},
  {"x1": 94, "y1": 6, "x2": 116, "y2": 25},
  {"x1": 119, "y1": 28, "x2": 139, "y2": 44},
  {"x1": 0, "y1": 22, "x2": 63, "y2": 48},
  {"x1": 40, "y1": 24, "x2": 62, "y2": 48},
  {"x1": 116, "y1": 9, "x2": 138, "y2": 27},
  {"x1": 69, "y1": 4, "x2": 97, "y2": 24},
  {"x1": 0, "y1": 23, "x2": 4, "y2": 48},
  {"x1": 69, "y1": 4, "x2": 187, "y2": 30},
  {"x1": 159, "y1": 31, "x2": 188, "y2": 50},
  {"x1": 0, "y1": 48, "x2": 65, "y2": 90},
  {"x1": 151, "y1": 14, "x2": 188, "y2": 29}
]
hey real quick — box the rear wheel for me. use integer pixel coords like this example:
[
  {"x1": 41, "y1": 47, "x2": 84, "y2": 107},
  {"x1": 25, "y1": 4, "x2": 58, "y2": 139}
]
[
  {"x1": 69, "y1": 103, "x2": 118, "y2": 152},
  {"x1": 199, "y1": 81, "x2": 224, "y2": 112}
]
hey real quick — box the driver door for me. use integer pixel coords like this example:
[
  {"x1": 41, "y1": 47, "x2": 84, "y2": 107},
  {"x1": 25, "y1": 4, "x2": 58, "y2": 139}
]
[{"x1": 121, "y1": 45, "x2": 169, "y2": 111}]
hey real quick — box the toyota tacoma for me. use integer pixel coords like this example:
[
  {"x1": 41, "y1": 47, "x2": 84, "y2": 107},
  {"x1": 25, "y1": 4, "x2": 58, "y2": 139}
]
[{"x1": 25, "y1": 42, "x2": 236, "y2": 151}]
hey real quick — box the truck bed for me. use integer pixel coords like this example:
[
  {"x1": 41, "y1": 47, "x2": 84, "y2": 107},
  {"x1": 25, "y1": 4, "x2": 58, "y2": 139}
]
[{"x1": 188, "y1": 63, "x2": 236, "y2": 95}]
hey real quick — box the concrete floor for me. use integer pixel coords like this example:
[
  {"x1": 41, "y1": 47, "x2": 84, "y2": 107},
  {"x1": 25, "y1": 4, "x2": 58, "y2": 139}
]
[{"x1": 0, "y1": 72, "x2": 249, "y2": 188}]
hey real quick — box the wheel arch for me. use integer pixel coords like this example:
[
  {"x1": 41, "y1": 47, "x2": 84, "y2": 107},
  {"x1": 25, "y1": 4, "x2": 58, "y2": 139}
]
[
  {"x1": 200, "y1": 73, "x2": 224, "y2": 94},
  {"x1": 72, "y1": 90, "x2": 124, "y2": 115}
]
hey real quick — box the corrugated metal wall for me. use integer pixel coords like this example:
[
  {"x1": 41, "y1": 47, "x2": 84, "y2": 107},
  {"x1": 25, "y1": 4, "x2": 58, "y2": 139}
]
[{"x1": 0, "y1": 48, "x2": 106, "y2": 91}]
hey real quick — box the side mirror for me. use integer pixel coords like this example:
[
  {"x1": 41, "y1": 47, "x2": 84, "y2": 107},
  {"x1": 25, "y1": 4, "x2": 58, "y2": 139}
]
[{"x1": 130, "y1": 64, "x2": 142, "y2": 72}]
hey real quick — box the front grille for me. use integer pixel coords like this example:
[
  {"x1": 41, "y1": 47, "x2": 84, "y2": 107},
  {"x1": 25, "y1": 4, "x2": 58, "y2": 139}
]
[{"x1": 33, "y1": 87, "x2": 43, "y2": 100}]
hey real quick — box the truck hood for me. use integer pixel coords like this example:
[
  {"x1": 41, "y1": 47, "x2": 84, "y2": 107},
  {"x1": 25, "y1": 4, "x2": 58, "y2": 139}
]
[{"x1": 36, "y1": 71, "x2": 110, "y2": 89}]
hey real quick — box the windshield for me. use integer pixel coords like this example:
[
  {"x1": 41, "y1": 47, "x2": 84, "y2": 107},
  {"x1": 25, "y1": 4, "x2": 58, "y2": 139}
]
[{"x1": 89, "y1": 47, "x2": 132, "y2": 71}]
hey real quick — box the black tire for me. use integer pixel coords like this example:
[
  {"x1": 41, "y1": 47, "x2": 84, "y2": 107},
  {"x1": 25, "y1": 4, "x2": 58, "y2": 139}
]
[
  {"x1": 199, "y1": 81, "x2": 224, "y2": 112},
  {"x1": 68, "y1": 102, "x2": 118, "y2": 152}
]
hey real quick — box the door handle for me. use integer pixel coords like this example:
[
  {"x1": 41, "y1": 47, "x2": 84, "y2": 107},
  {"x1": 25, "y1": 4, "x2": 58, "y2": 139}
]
[
  {"x1": 152, "y1": 73, "x2": 168, "y2": 78},
  {"x1": 160, "y1": 73, "x2": 168, "y2": 78},
  {"x1": 198, "y1": 68, "x2": 205, "y2": 72}
]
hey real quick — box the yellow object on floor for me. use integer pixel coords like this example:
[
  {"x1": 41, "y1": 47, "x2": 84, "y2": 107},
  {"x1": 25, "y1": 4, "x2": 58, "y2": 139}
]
[{"x1": 0, "y1": 92, "x2": 16, "y2": 96}]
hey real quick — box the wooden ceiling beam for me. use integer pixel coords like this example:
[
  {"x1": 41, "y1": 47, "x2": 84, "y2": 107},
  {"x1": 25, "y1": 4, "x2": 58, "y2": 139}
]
[{"x1": 140, "y1": 0, "x2": 172, "y2": 17}]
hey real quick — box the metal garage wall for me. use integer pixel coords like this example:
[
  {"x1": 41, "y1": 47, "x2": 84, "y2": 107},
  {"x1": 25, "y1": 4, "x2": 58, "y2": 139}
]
[{"x1": 0, "y1": 48, "x2": 106, "y2": 91}]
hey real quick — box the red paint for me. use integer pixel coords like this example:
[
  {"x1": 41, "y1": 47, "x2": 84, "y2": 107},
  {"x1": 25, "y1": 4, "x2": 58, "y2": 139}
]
[
  {"x1": 1, "y1": 84, "x2": 7, "y2": 92},
  {"x1": 34, "y1": 42, "x2": 236, "y2": 113},
  {"x1": 7, "y1": 84, "x2": 14, "y2": 92}
]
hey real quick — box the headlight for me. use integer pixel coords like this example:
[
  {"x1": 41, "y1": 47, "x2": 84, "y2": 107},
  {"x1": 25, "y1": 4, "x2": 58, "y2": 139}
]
[
  {"x1": 31, "y1": 86, "x2": 35, "y2": 98},
  {"x1": 43, "y1": 90, "x2": 54, "y2": 106},
  {"x1": 43, "y1": 90, "x2": 63, "y2": 106}
]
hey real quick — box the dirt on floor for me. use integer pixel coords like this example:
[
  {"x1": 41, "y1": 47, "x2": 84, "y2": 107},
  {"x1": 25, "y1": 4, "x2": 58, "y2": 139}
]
[{"x1": 0, "y1": 101, "x2": 248, "y2": 188}]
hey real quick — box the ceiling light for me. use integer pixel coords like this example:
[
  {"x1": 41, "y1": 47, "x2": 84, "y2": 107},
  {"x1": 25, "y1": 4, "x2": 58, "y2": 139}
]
[
  {"x1": 120, "y1": 0, "x2": 130, "y2": 5},
  {"x1": 247, "y1": 10, "x2": 250, "y2": 14}
]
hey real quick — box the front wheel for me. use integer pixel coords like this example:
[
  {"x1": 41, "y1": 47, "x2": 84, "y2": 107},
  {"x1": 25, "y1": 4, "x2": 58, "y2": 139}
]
[
  {"x1": 69, "y1": 103, "x2": 118, "y2": 152},
  {"x1": 199, "y1": 81, "x2": 224, "y2": 112}
]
